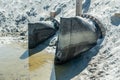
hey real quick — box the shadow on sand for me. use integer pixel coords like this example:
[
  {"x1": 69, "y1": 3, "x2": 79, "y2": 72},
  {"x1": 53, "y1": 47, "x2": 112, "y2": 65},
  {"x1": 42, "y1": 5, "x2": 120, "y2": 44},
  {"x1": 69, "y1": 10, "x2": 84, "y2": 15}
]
[
  {"x1": 111, "y1": 15, "x2": 120, "y2": 26},
  {"x1": 83, "y1": 0, "x2": 91, "y2": 13},
  {"x1": 20, "y1": 50, "x2": 29, "y2": 59},
  {"x1": 54, "y1": 39, "x2": 103, "y2": 80},
  {"x1": 20, "y1": 38, "x2": 51, "y2": 59}
]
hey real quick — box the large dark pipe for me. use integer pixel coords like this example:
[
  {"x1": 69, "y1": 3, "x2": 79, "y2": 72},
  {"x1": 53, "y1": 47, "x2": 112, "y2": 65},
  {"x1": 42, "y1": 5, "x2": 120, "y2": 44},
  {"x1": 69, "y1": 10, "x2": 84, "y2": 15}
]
[
  {"x1": 55, "y1": 14, "x2": 105, "y2": 64},
  {"x1": 28, "y1": 19, "x2": 59, "y2": 49}
]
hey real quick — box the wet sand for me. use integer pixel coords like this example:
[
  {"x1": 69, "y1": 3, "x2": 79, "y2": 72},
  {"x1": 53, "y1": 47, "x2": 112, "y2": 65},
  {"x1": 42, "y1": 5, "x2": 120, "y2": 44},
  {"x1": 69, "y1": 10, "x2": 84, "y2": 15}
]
[
  {"x1": 29, "y1": 50, "x2": 55, "y2": 80},
  {"x1": 29, "y1": 51, "x2": 54, "y2": 71},
  {"x1": 0, "y1": 43, "x2": 55, "y2": 80},
  {"x1": 0, "y1": 44, "x2": 29, "y2": 80}
]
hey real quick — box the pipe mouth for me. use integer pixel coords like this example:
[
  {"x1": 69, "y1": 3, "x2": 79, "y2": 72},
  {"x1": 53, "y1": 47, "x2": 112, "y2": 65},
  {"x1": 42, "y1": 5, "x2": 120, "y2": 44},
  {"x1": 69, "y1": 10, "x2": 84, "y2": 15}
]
[{"x1": 81, "y1": 13, "x2": 106, "y2": 38}]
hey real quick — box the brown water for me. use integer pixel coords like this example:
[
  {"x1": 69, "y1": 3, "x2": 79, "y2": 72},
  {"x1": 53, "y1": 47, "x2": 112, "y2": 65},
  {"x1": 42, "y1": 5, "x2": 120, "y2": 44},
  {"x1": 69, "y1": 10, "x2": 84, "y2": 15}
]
[
  {"x1": 0, "y1": 43, "x2": 55, "y2": 80},
  {"x1": 29, "y1": 51, "x2": 54, "y2": 71}
]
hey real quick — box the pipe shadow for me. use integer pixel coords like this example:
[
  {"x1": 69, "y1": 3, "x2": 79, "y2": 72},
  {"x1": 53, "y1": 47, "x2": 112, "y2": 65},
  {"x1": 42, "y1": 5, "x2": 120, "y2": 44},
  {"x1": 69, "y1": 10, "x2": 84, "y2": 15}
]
[
  {"x1": 54, "y1": 39, "x2": 103, "y2": 80},
  {"x1": 82, "y1": 0, "x2": 91, "y2": 13},
  {"x1": 20, "y1": 50, "x2": 29, "y2": 59},
  {"x1": 20, "y1": 30, "x2": 58, "y2": 59},
  {"x1": 20, "y1": 38, "x2": 51, "y2": 59},
  {"x1": 29, "y1": 40, "x2": 50, "y2": 56},
  {"x1": 111, "y1": 15, "x2": 120, "y2": 26}
]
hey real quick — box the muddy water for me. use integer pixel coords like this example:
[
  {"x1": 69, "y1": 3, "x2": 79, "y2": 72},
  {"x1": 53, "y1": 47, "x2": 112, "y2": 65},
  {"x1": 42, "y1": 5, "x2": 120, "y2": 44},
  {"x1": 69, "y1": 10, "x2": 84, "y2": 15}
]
[
  {"x1": 0, "y1": 43, "x2": 55, "y2": 80},
  {"x1": 29, "y1": 52, "x2": 54, "y2": 71},
  {"x1": 29, "y1": 50, "x2": 55, "y2": 80},
  {"x1": 0, "y1": 44, "x2": 29, "y2": 80}
]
